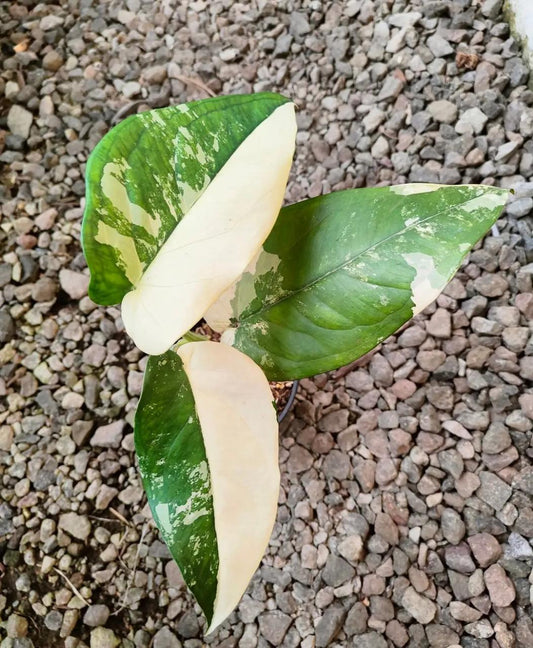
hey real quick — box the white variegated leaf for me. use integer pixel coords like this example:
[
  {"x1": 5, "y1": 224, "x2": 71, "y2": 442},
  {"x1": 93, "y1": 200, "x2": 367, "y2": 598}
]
[
  {"x1": 135, "y1": 341, "x2": 279, "y2": 632},
  {"x1": 82, "y1": 94, "x2": 296, "y2": 355},
  {"x1": 209, "y1": 183, "x2": 508, "y2": 379}
]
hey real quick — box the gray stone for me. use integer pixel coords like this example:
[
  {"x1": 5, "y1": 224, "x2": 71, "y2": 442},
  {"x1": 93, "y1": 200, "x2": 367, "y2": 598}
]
[
  {"x1": 355, "y1": 632, "x2": 388, "y2": 648},
  {"x1": 481, "y1": 0, "x2": 502, "y2": 19},
  {"x1": 401, "y1": 586, "x2": 436, "y2": 624},
  {"x1": 176, "y1": 609, "x2": 200, "y2": 638},
  {"x1": 338, "y1": 535, "x2": 364, "y2": 564},
  {"x1": 152, "y1": 627, "x2": 180, "y2": 648},
  {"x1": 83, "y1": 605, "x2": 110, "y2": 627},
  {"x1": 90, "y1": 627, "x2": 120, "y2": 648},
  {"x1": 426, "y1": 624, "x2": 460, "y2": 648},
  {"x1": 346, "y1": 370, "x2": 374, "y2": 392},
  {"x1": 427, "y1": 34, "x2": 454, "y2": 58},
  {"x1": 7, "y1": 105, "x2": 33, "y2": 139},
  {"x1": 464, "y1": 619, "x2": 494, "y2": 639},
  {"x1": 315, "y1": 606, "x2": 346, "y2": 647},
  {"x1": 290, "y1": 12, "x2": 310, "y2": 37},
  {"x1": 473, "y1": 274, "x2": 508, "y2": 297},
  {"x1": 449, "y1": 601, "x2": 483, "y2": 622},
  {"x1": 513, "y1": 466, "x2": 533, "y2": 495},
  {"x1": 477, "y1": 472, "x2": 512, "y2": 511},
  {"x1": 467, "y1": 534, "x2": 502, "y2": 570},
  {"x1": 507, "y1": 196, "x2": 533, "y2": 218},
  {"x1": 482, "y1": 422, "x2": 511, "y2": 454},
  {"x1": 456, "y1": 107, "x2": 488, "y2": 134},
  {"x1": 59, "y1": 512, "x2": 91, "y2": 541},
  {"x1": 520, "y1": 357, "x2": 533, "y2": 380},
  {"x1": 120, "y1": 81, "x2": 140, "y2": 98},
  {"x1": 444, "y1": 544, "x2": 476, "y2": 572},
  {"x1": 287, "y1": 444, "x2": 314, "y2": 473},
  {"x1": 398, "y1": 325, "x2": 426, "y2": 347},
  {"x1": 322, "y1": 450, "x2": 351, "y2": 480},
  {"x1": 322, "y1": 554, "x2": 356, "y2": 587},
  {"x1": 32, "y1": 277, "x2": 58, "y2": 302},
  {"x1": 219, "y1": 48, "x2": 240, "y2": 62},
  {"x1": 44, "y1": 610, "x2": 62, "y2": 631},
  {"x1": 428, "y1": 100, "x2": 457, "y2": 124},
  {"x1": 363, "y1": 109, "x2": 385, "y2": 134},
  {"x1": 506, "y1": 532, "x2": 533, "y2": 560},
  {"x1": 471, "y1": 317, "x2": 503, "y2": 335},
  {"x1": 505, "y1": 57, "x2": 529, "y2": 87},
  {"x1": 496, "y1": 141, "x2": 520, "y2": 162},
  {"x1": 261, "y1": 566, "x2": 291, "y2": 587},
  {"x1": 59, "y1": 269, "x2": 90, "y2": 299},
  {"x1": 40, "y1": 14, "x2": 64, "y2": 30},
  {"x1": 257, "y1": 611, "x2": 292, "y2": 646},
  {"x1": 449, "y1": 570, "x2": 471, "y2": 600},
  {"x1": 90, "y1": 421, "x2": 125, "y2": 448},
  {"x1": 7, "y1": 614, "x2": 28, "y2": 638},
  {"x1": 502, "y1": 327, "x2": 530, "y2": 352},
  {"x1": 377, "y1": 76, "x2": 404, "y2": 101},
  {"x1": 0, "y1": 310, "x2": 15, "y2": 343},
  {"x1": 239, "y1": 597, "x2": 264, "y2": 623},
  {"x1": 441, "y1": 508, "x2": 466, "y2": 544},
  {"x1": 318, "y1": 409, "x2": 348, "y2": 433},
  {"x1": 484, "y1": 564, "x2": 516, "y2": 607},
  {"x1": 369, "y1": 354, "x2": 393, "y2": 386},
  {"x1": 427, "y1": 308, "x2": 452, "y2": 338},
  {"x1": 427, "y1": 385, "x2": 454, "y2": 411},
  {"x1": 344, "y1": 601, "x2": 369, "y2": 636},
  {"x1": 43, "y1": 50, "x2": 64, "y2": 71}
]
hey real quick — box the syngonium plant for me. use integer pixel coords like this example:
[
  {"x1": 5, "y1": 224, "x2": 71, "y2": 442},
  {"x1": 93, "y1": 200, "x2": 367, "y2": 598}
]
[{"x1": 81, "y1": 92, "x2": 507, "y2": 632}]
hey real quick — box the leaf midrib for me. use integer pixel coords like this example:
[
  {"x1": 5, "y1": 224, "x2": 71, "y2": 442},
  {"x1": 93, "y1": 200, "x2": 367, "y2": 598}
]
[{"x1": 236, "y1": 193, "x2": 486, "y2": 325}]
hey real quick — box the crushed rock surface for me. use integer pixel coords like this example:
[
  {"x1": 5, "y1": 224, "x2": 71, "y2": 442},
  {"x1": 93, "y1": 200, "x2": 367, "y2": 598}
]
[{"x1": 0, "y1": 0, "x2": 532, "y2": 647}]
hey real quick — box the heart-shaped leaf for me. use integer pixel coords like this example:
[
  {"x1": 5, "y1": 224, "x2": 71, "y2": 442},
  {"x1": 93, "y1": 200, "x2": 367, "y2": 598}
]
[
  {"x1": 135, "y1": 341, "x2": 279, "y2": 632},
  {"x1": 82, "y1": 93, "x2": 296, "y2": 355},
  {"x1": 206, "y1": 184, "x2": 508, "y2": 379}
]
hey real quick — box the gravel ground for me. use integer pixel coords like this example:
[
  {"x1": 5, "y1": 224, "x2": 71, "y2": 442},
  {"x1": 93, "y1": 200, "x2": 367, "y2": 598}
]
[{"x1": 1, "y1": 0, "x2": 533, "y2": 647}]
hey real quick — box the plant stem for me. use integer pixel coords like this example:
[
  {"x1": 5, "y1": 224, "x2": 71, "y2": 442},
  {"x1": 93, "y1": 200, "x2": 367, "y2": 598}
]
[{"x1": 174, "y1": 329, "x2": 209, "y2": 349}]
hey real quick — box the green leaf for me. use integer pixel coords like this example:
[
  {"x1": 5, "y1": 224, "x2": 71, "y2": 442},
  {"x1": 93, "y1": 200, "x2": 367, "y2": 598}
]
[
  {"x1": 134, "y1": 348, "x2": 218, "y2": 621},
  {"x1": 135, "y1": 341, "x2": 279, "y2": 632},
  {"x1": 82, "y1": 93, "x2": 296, "y2": 355},
  {"x1": 207, "y1": 184, "x2": 508, "y2": 380}
]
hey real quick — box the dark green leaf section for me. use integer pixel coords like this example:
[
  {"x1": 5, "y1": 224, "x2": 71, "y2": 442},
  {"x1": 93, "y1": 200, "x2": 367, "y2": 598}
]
[
  {"x1": 135, "y1": 350, "x2": 218, "y2": 623},
  {"x1": 227, "y1": 185, "x2": 507, "y2": 380},
  {"x1": 82, "y1": 92, "x2": 291, "y2": 305}
]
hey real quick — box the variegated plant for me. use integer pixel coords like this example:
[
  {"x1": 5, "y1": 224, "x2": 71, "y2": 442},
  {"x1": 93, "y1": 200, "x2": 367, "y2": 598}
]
[{"x1": 81, "y1": 92, "x2": 507, "y2": 633}]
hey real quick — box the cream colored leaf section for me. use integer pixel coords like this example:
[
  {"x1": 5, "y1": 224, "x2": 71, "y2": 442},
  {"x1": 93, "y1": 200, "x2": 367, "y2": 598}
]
[
  {"x1": 177, "y1": 341, "x2": 280, "y2": 633},
  {"x1": 121, "y1": 103, "x2": 297, "y2": 355},
  {"x1": 403, "y1": 252, "x2": 447, "y2": 316},
  {"x1": 204, "y1": 249, "x2": 281, "y2": 333},
  {"x1": 389, "y1": 183, "x2": 441, "y2": 195}
]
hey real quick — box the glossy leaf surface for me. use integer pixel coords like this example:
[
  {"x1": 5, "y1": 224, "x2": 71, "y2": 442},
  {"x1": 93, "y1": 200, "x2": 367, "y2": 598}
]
[
  {"x1": 82, "y1": 93, "x2": 296, "y2": 354},
  {"x1": 208, "y1": 184, "x2": 508, "y2": 379},
  {"x1": 135, "y1": 342, "x2": 279, "y2": 632}
]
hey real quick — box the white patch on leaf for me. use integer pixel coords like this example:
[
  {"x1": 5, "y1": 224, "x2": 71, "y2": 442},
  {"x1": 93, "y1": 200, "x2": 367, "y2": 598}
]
[
  {"x1": 177, "y1": 342, "x2": 279, "y2": 633},
  {"x1": 176, "y1": 173, "x2": 210, "y2": 214},
  {"x1": 101, "y1": 161, "x2": 162, "y2": 238},
  {"x1": 154, "y1": 502, "x2": 171, "y2": 530},
  {"x1": 220, "y1": 327, "x2": 236, "y2": 347},
  {"x1": 205, "y1": 249, "x2": 281, "y2": 332},
  {"x1": 403, "y1": 252, "x2": 447, "y2": 316},
  {"x1": 122, "y1": 102, "x2": 297, "y2": 355},
  {"x1": 461, "y1": 190, "x2": 507, "y2": 212},
  {"x1": 94, "y1": 219, "x2": 143, "y2": 284},
  {"x1": 390, "y1": 183, "x2": 441, "y2": 195}
]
